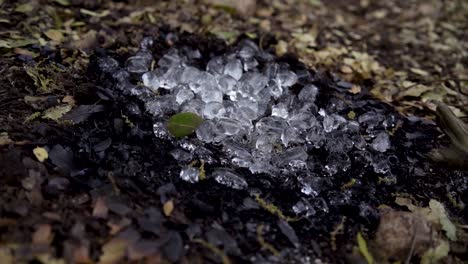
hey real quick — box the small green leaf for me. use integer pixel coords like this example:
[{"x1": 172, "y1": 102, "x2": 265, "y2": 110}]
[
  {"x1": 15, "y1": 3, "x2": 34, "y2": 13},
  {"x1": 357, "y1": 232, "x2": 374, "y2": 264},
  {"x1": 53, "y1": 0, "x2": 70, "y2": 6},
  {"x1": 167, "y1": 112, "x2": 203, "y2": 138}
]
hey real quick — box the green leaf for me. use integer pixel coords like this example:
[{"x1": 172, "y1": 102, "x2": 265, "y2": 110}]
[
  {"x1": 167, "y1": 112, "x2": 203, "y2": 138},
  {"x1": 357, "y1": 232, "x2": 374, "y2": 264},
  {"x1": 15, "y1": 3, "x2": 34, "y2": 13},
  {"x1": 53, "y1": 0, "x2": 70, "y2": 6},
  {"x1": 429, "y1": 199, "x2": 457, "y2": 241}
]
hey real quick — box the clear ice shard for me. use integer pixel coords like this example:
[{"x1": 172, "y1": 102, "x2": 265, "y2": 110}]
[
  {"x1": 181, "y1": 66, "x2": 203, "y2": 84},
  {"x1": 297, "y1": 84, "x2": 318, "y2": 102},
  {"x1": 174, "y1": 86, "x2": 195, "y2": 105},
  {"x1": 200, "y1": 88, "x2": 223, "y2": 103},
  {"x1": 218, "y1": 74, "x2": 237, "y2": 95},
  {"x1": 207, "y1": 56, "x2": 224, "y2": 75},
  {"x1": 196, "y1": 120, "x2": 217, "y2": 143},
  {"x1": 273, "y1": 147, "x2": 308, "y2": 168},
  {"x1": 125, "y1": 51, "x2": 153, "y2": 73},
  {"x1": 372, "y1": 132, "x2": 390, "y2": 152},
  {"x1": 298, "y1": 175, "x2": 322, "y2": 197},
  {"x1": 271, "y1": 103, "x2": 289, "y2": 119},
  {"x1": 142, "y1": 71, "x2": 160, "y2": 92},
  {"x1": 203, "y1": 102, "x2": 226, "y2": 119},
  {"x1": 224, "y1": 58, "x2": 243, "y2": 81},
  {"x1": 216, "y1": 118, "x2": 242, "y2": 136},
  {"x1": 276, "y1": 70, "x2": 298, "y2": 87},
  {"x1": 292, "y1": 199, "x2": 316, "y2": 217},
  {"x1": 180, "y1": 166, "x2": 199, "y2": 183},
  {"x1": 212, "y1": 169, "x2": 248, "y2": 190}
]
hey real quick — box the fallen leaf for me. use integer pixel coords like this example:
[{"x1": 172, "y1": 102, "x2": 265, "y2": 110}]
[
  {"x1": 420, "y1": 239, "x2": 449, "y2": 264},
  {"x1": 348, "y1": 85, "x2": 361, "y2": 94},
  {"x1": 356, "y1": 232, "x2": 374, "y2": 264},
  {"x1": 15, "y1": 3, "x2": 34, "y2": 13},
  {"x1": 163, "y1": 200, "x2": 174, "y2": 216},
  {"x1": 167, "y1": 112, "x2": 204, "y2": 138},
  {"x1": 62, "y1": 96, "x2": 75, "y2": 106},
  {"x1": 44, "y1": 30, "x2": 64, "y2": 42},
  {"x1": 32, "y1": 224, "x2": 53, "y2": 245},
  {"x1": 43, "y1": 105, "x2": 73, "y2": 121},
  {"x1": 275, "y1": 40, "x2": 288, "y2": 56},
  {"x1": 0, "y1": 248, "x2": 13, "y2": 264},
  {"x1": 53, "y1": 0, "x2": 70, "y2": 6},
  {"x1": 410, "y1": 68, "x2": 429, "y2": 76},
  {"x1": 398, "y1": 83, "x2": 432, "y2": 98},
  {"x1": 93, "y1": 197, "x2": 109, "y2": 219},
  {"x1": 33, "y1": 147, "x2": 48, "y2": 162},
  {"x1": 428, "y1": 200, "x2": 457, "y2": 241},
  {"x1": 0, "y1": 132, "x2": 13, "y2": 145},
  {"x1": 99, "y1": 238, "x2": 128, "y2": 264}
]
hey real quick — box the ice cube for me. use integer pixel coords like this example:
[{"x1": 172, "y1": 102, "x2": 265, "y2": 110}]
[
  {"x1": 298, "y1": 176, "x2": 323, "y2": 197},
  {"x1": 181, "y1": 66, "x2": 203, "y2": 84},
  {"x1": 142, "y1": 71, "x2": 160, "y2": 92},
  {"x1": 170, "y1": 148, "x2": 193, "y2": 162},
  {"x1": 159, "y1": 66, "x2": 184, "y2": 90},
  {"x1": 241, "y1": 72, "x2": 268, "y2": 95},
  {"x1": 298, "y1": 85, "x2": 319, "y2": 102},
  {"x1": 200, "y1": 88, "x2": 223, "y2": 103},
  {"x1": 174, "y1": 86, "x2": 195, "y2": 105},
  {"x1": 212, "y1": 169, "x2": 248, "y2": 190},
  {"x1": 325, "y1": 152, "x2": 351, "y2": 175},
  {"x1": 276, "y1": 70, "x2": 297, "y2": 87},
  {"x1": 216, "y1": 118, "x2": 242, "y2": 136},
  {"x1": 281, "y1": 126, "x2": 300, "y2": 147},
  {"x1": 222, "y1": 140, "x2": 253, "y2": 168},
  {"x1": 180, "y1": 98, "x2": 204, "y2": 115},
  {"x1": 153, "y1": 122, "x2": 170, "y2": 139},
  {"x1": 273, "y1": 147, "x2": 308, "y2": 168},
  {"x1": 207, "y1": 56, "x2": 225, "y2": 75},
  {"x1": 180, "y1": 166, "x2": 199, "y2": 183},
  {"x1": 238, "y1": 40, "x2": 258, "y2": 59},
  {"x1": 158, "y1": 50, "x2": 182, "y2": 68},
  {"x1": 229, "y1": 107, "x2": 257, "y2": 126},
  {"x1": 256, "y1": 116, "x2": 288, "y2": 137},
  {"x1": 268, "y1": 80, "x2": 283, "y2": 99},
  {"x1": 292, "y1": 199, "x2": 316, "y2": 217},
  {"x1": 358, "y1": 112, "x2": 384, "y2": 129},
  {"x1": 203, "y1": 102, "x2": 226, "y2": 119},
  {"x1": 218, "y1": 74, "x2": 238, "y2": 96},
  {"x1": 271, "y1": 103, "x2": 289, "y2": 119},
  {"x1": 125, "y1": 51, "x2": 153, "y2": 73},
  {"x1": 196, "y1": 120, "x2": 217, "y2": 143},
  {"x1": 224, "y1": 58, "x2": 243, "y2": 80},
  {"x1": 145, "y1": 95, "x2": 177, "y2": 116},
  {"x1": 372, "y1": 132, "x2": 390, "y2": 152},
  {"x1": 242, "y1": 57, "x2": 259, "y2": 72}
]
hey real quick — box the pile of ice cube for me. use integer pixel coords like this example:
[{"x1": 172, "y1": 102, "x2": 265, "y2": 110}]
[{"x1": 103, "y1": 38, "x2": 394, "y2": 196}]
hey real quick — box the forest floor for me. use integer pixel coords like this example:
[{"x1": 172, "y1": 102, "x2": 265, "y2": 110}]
[{"x1": 0, "y1": 0, "x2": 467, "y2": 263}]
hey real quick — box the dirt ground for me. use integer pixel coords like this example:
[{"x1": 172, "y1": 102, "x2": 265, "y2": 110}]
[{"x1": 0, "y1": 0, "x2": 467, "y2": 263}]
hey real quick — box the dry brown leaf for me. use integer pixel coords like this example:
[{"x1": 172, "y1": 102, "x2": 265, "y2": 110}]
[
  {"x1": 98, "y1": 238, "x2": 128, "y2": 264},
  {"x1": 348, "y1": 85, "x2": 361, "y2": 94},
  {"x1": 163, "y1": 200, "x2": 174, "y2": 216},
  {"x1": 92, "y1": 197, "x2": 109, "y2": 219},
  {"x1": 44, "y1": 30, "x2": 64, "y2": 43},
  {"x1": 62, "y1": 95, "x2": 76, "y2": 106},
  {"x1": 0, "y1": 133, "x2": 13, "y2": 145},
  {"x1": 32, "y1": 224, "x2": 53, "y2": 245}
]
